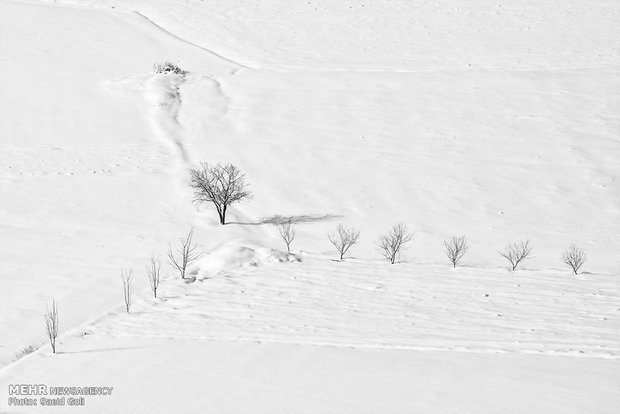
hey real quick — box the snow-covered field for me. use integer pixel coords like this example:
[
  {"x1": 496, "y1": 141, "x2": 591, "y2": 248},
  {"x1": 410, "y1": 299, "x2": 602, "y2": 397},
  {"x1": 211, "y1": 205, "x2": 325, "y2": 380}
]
[{"x1": 1, "y1": 0, "x2": 619, "y2": 412}]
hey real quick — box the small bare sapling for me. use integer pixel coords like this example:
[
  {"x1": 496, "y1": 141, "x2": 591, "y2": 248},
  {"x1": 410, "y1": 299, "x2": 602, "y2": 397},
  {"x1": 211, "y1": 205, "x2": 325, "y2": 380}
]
[
  {"x1": 328, "y1": 224, "x2": 360, "y2": 260},
  {"x1": 498, "y1": 240, "x2": 533, "y2": 271},
  {"x1": 146, "y1": 254, "x2": 161, "y2": 298},
  {"x1": 377, "y1": 223, "x2": 414, "y2": 264},
  {"x1": 44, "y1": 299, "x2": 59, "y2": 354},
  {"x1": 561, "y1": 244, "x2": 587, "y2": 275},
  {"x1": 168, "y1": 228, "x2": 201, "y2": 279},
  {"x1": 444, "y1": 235, "x2": 470, "y2": 268},
  {"x1": 277, "y1": 219, "x2": 296, "y2": 253},
  {"x1": 121, "y1": 268, "x2": 134, "y2": 313}
]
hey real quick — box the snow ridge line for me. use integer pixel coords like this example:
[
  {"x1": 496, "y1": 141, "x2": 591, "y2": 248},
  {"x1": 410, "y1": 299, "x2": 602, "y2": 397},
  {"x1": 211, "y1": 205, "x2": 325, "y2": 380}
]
[
  {"x1": 7, "y1": 1, "x2": 252, "y2": 72},
  {"x1": 261, "y1": 63, "x2": 620, "y2": 74},
  {"x1": 78, "y1": 333, "x2": 620, "y2": 360},
  {"x1": 132, "y1": 11, "x2": 252, "y2": 72}
]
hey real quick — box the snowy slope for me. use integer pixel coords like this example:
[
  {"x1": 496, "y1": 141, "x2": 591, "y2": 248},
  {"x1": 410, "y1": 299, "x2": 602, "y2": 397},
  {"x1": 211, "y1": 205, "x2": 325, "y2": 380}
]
[
  {"x1": 1, "y1": 253, "x2": 619, "y2": 413},
  {"x1": 0, "y1": 0, "x2": 619, "y2": 412}
]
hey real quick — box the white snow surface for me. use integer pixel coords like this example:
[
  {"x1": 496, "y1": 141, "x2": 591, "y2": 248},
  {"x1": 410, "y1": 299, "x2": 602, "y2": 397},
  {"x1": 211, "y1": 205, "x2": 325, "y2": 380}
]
[{"x1": 0, "y1": 0, "x2": 619, "y2": 412}]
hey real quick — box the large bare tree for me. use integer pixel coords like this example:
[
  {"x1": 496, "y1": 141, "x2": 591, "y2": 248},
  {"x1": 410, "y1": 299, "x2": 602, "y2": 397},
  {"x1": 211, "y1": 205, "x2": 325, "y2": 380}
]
[{"x1": 190, "y1": 162, "x2": 252, "y2": 225}]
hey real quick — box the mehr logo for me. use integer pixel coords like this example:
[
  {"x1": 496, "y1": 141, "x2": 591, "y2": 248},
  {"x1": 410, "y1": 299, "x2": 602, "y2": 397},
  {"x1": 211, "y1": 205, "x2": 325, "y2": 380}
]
[{"x1": 8, "y1": 384, "x2": 48, "y2": 395}]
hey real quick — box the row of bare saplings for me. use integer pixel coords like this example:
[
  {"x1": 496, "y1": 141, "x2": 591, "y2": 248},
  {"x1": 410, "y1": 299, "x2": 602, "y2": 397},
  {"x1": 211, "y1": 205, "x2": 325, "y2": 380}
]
[
  {"x1": 41, "y1": 162, "x2": 588, "y2": 354},
  {"x1": 40, "y1": 227, "x2": 587, "y2": 354},
  {"x1": 278, "y1": 221, "x2": 587, "y2": 273},
  {"x1": 121, "y1": 223, "x2": 588, "y2": 319}
]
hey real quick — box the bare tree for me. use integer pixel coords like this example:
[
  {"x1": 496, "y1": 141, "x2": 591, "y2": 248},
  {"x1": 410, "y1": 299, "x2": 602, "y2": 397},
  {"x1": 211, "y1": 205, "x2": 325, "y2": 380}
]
[
  {"x1": 277, "y1": 219, "x2": 296, "y2": 253},
  {"x1": 498, "y1": 240, "x2": 533, "y2": 271},
  {"x1": 121, "y1": 268, "x2": 134, "y2": 313},
  {"x1": 328, "y1": 224, "x2": 360, "y2": 260},
  {"x1": 146, "y1": 254, "x2": 161, "y2": 298},
  {"x1": 377, "y1": 223, "x2": 414, "y2": 264},
  {"x1": 44, "y1": 299, "x2": 59, "y2": 354},
  {"x1": 167, "y1": 228, "x2": 201, "y2": 279},
  {"x1": 444, "y1": 235, "x2": 470, "y2": 268},
  {"x1": 190, "y1": 162, "x2": 252, "y2": 225},
  {"x1": 561, "y1": 244, "x2": 587, "y2": 275}
]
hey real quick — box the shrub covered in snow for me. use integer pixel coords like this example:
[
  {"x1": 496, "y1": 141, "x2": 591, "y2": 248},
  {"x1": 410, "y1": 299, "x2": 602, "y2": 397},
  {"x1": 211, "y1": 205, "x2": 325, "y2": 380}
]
[{"x1": 153, "y1": 62, "x2": 188, "y2": 76}]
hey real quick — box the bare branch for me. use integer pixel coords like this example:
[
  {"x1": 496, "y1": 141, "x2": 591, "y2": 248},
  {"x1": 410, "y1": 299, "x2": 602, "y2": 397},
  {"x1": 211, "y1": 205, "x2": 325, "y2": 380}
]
[
  {"x1": 44, "y1": 299, "x2": 59, "y2": 354},
  {"x1": 377, "y1": 223, "x2": 413, "y2": 264},
  {"x1": 328, "y1": 224, "x2": 360, "y2": 260},
  {"x1": 498, "y1": 240, "x2": 533, "y2": 271},
  {"x1": 277, "y1": 219, "x2": 296, "y2": 253},
  {"x1": 561, "y1": 244, "x2": 587, "y2": 275},
  {"x1": 121, "y1": 268, "x2": 134, "y2": 313},
  {"x1": 146, "y1": 254, "x2": 161, "y2": 298},
  {"x1": 444, "y1": 235, "x2": 470, "y2": 268},
  {"x1": 168, "y1": 228, "x2": 201, "y2": 279},
  {"x1": 190, "y1": 162, "x2": 252, "y2": 224}
]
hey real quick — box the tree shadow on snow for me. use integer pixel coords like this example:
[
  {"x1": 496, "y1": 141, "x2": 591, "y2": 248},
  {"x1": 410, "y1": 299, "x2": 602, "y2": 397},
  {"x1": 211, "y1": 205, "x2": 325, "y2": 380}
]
[{"x1": 228, "y1": 213, "x2": 343, "y2": 226}]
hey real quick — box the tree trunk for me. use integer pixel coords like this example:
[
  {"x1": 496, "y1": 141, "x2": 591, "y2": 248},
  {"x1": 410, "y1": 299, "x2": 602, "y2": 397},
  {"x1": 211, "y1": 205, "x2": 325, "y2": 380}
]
[{"x1": 220, "y1": 205, "x2": 227, "y2": 225}]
